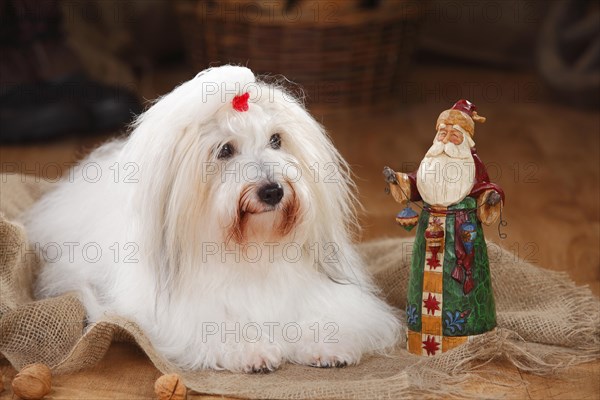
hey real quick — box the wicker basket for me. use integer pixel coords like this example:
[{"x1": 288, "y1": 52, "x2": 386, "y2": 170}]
[{"x1": 176, "y1": 0, "x2": 423, "y2": 107}]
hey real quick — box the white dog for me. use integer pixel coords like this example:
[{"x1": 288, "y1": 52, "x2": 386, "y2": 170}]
[{"x1": 24, "y1": 66, "x2": 401, "y2": 372}]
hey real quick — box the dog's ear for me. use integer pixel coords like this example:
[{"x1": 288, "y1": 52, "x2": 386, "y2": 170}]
[
  {"x1": 309, "y1": 141, "x2": 364, "y2": 285},
  {"x1": 271, "y1": 100, "x2": 363, "y2": 284},
  {"x1": 121, "y1": 66, "x2": 257, "y2": 292}
]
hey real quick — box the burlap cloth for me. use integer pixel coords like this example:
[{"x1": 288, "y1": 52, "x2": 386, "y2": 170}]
[{"x1": 1, "y1": 173, "x2": 598, "y2": 399}]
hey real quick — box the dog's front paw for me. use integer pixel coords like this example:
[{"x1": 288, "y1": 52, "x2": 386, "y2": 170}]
[
  {"x1": 242, "y1": 356, "x2": 280, "y2": 374},
  {"x1": 239, "y1": 347, "x2": 283, "y2": 374},
  {"x1": 309, "y1": 356, "x2": 348, "y2": 368},
  {"x1": 292, "y1": 344, "x2": 358, "y2": 369}
]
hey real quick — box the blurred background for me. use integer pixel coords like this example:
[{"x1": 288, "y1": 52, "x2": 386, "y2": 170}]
[{"x1": 0, "y1": 0, "x2": 598, "y2": 287}]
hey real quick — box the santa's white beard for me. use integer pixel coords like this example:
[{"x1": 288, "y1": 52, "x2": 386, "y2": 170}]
[{"x1": 417, "y1": 139, "x2": 475, "y2": 207}]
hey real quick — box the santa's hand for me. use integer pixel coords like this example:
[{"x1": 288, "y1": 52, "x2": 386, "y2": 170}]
[
  {"x1": 478, "y1": 190, "x2": 502, "y2": 225},
  {"x1": 486, "y1": 191, "x2": 501, "y2": 206},
  {"x1": 385, "y1": 169, "x2": 412, "y2": 204},
  {"x1": 383, "y1": 166, "x2": 398, "y2": 184}
]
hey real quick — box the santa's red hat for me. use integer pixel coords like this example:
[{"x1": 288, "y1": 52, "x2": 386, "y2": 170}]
[{"x1": 436, "y1": 99, "x2": 486, "y2": 139}]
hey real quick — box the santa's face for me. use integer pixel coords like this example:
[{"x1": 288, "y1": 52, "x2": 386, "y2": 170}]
[
  {"x1": 417, "y1": 126, "x2": 476, "y2": 207},
  {"x1": 425, "y1": 124, "x2": 474, "y2": 160},
  {"x1": 436, "y1": 124, "x2": 464, "y2": 145}
]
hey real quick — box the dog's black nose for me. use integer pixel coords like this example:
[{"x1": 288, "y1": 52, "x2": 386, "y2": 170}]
[{"x1": 258, "y1": 183, "x2": 284, "y2": 206}]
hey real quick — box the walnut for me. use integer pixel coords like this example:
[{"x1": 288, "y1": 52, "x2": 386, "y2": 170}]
[
  {"x1": 154, "y1": 373, "x2": 187, "y2": 400},
  {"x1": 11, "y1": 363, "x2": 52, "y2": 400}
]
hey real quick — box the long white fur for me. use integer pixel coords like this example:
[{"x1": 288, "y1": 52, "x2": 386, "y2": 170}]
[{"x1": 24, "y1": 66, "x2": 401, "y2": 372}]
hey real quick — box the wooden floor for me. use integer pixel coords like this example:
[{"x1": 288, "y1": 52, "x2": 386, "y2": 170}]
[{"x1": 1, "y1": 63, "x2": 599, "y2": 399}]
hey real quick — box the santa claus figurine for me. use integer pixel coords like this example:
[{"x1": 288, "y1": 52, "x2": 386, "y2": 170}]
[{"x1": 384, "y1": 99, "x2": 504, "y2": 356}]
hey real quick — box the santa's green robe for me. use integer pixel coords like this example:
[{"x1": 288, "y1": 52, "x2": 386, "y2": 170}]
[{"x1": 403, "y1": 149, "x2": 503, "y2": 356}]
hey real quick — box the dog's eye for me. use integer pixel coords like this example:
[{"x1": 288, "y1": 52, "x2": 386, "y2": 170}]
[
  {"x1": 269, "y1": 133, "x2": 281, "y2": 149},
  {"x1": 217, "y1": 143, "x2": 234, "y2": 159}
]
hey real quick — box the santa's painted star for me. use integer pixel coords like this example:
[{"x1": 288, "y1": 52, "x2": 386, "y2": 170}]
[
  {"x1": 426, "y1": 252, "x2": 441, "y2": 269},
  {"x1": 423, "y1": 293, "x2": 441, "y2": 315},
  {"x1": 422, "y1": 335, "x2": 440, "y2": 356}
]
